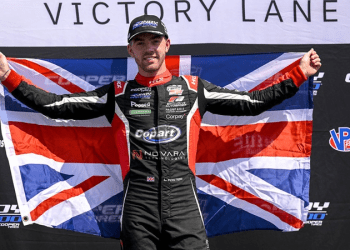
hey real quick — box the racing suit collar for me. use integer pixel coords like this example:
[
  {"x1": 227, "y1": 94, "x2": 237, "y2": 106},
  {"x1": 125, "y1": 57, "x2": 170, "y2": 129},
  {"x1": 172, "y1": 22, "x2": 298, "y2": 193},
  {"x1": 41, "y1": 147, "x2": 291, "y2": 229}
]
[{"x1": 135, "y1": 69, "x2": 172, "y2": 87}]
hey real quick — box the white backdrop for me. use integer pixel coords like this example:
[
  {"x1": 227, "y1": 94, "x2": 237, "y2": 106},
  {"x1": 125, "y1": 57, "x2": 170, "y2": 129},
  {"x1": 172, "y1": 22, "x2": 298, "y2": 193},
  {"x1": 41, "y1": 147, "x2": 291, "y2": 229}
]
[{"x1": 0, "y1": 0, "x2": 348, "y2": 47}]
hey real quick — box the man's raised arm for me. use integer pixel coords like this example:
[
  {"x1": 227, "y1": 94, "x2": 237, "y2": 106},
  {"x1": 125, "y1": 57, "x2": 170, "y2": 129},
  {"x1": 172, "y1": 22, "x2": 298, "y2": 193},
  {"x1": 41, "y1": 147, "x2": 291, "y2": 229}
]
[{"x1": 0, "y1": 52, "x2": 115, "y2": 122}]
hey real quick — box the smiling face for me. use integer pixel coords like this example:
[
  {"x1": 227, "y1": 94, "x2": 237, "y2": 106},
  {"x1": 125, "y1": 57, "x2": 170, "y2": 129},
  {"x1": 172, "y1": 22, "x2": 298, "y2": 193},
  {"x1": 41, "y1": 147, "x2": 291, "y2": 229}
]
[{"x1": 127, "y1": 33, "x2": 170, "y2": 77}]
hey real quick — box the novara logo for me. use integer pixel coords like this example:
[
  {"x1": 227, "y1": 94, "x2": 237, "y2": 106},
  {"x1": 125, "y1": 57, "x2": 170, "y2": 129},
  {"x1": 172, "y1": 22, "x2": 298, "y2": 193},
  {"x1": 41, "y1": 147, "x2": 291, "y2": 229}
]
[
  {"x1": 130, "y1": 101, "x2": 151, "y2": 108},
  {"x1": 144, "y1": 150, "x2": 186, "y2": 160},
  {"x1": 133, "y1": 20, "x2": 158, "y2": 30},
  {"x1": 167, "y1": 85, "x2": 183, "y2": 95},
  {"x1": 135, "y1": 125, "x2": 181, "y2": 144},
  {"x1": 329, "y1": 127, "x2": 350, "y2": 152},
  {"x1": 130, "y1": 87, "x2": 151, "y2": 92},
  {"x1": 166, "y1": 114, "x2": 186, "y2": 120}
]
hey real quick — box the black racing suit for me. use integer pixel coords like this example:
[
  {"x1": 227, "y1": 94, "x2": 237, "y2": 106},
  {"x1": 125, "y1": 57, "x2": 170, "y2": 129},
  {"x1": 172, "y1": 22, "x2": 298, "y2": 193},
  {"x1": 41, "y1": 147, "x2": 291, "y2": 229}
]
[{"x1": 2, "y1": 66, "x2": 307, "y2": 250}]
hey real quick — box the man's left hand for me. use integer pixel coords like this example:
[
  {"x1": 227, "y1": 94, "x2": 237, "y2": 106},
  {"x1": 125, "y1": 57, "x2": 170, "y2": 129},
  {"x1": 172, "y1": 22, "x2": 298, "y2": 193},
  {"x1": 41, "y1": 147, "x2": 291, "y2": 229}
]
[{"x1": 299, "y1": 49, "x2": 322, "y2": 78}]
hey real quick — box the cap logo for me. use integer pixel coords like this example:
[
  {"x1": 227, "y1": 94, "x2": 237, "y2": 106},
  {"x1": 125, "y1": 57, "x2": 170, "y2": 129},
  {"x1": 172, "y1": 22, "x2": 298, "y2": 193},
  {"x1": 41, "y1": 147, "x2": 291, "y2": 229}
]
[{"x1": 133, "y1": 20, "x2": 158, "y2": 30}]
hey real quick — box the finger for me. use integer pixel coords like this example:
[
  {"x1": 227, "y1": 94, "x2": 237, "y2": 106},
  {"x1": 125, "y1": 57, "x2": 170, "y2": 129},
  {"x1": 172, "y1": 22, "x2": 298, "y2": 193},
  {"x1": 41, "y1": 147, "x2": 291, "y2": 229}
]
[{"x1": 311, "y1": 58, "x2": 321, "y2": 63}]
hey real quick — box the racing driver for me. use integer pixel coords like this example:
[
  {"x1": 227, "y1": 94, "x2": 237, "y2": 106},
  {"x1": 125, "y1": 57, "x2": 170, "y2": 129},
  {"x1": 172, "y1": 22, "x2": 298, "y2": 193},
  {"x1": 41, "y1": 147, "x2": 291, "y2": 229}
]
[{"x1": 0, "y1": 14, "x2": 321, "y2": 250}]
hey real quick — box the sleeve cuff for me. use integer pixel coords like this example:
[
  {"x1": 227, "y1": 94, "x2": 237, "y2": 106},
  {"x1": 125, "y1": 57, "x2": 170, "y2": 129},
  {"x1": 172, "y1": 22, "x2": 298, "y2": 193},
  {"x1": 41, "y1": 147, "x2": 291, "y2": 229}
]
[
  {"x1": 289, "y1": 65, "x2": 308, "y2": 88},
  {"x1": 2, "y1": 70, "x2": 22, "y2": 92}
]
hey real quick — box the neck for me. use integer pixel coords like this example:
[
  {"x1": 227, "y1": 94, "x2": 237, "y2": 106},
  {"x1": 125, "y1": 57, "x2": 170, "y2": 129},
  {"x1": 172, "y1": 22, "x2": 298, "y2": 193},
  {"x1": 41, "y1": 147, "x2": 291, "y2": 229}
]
[{"x1": 135, "y1": 69, "x2": 172, "y2": 87}]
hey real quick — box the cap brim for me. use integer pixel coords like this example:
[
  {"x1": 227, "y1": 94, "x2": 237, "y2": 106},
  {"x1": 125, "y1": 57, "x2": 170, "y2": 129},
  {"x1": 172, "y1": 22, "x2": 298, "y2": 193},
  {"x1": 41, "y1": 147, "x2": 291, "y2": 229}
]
[{"x1": 128, "y1": 30, "x2": 167, "y2": 43}]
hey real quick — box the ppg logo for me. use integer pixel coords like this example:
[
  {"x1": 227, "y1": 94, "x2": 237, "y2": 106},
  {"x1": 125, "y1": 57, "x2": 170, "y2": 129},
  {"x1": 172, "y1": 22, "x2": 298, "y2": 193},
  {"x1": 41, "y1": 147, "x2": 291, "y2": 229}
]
[{"x1": 329, "y1": 127, "x2": 350, "y2": 152}]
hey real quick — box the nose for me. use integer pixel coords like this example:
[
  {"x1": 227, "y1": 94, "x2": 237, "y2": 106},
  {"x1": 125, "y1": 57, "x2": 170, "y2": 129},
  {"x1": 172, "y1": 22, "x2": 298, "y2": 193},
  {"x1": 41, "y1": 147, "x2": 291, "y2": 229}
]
[{"x1": 145, "y1": 41, "x2": 156, "y2": 52}]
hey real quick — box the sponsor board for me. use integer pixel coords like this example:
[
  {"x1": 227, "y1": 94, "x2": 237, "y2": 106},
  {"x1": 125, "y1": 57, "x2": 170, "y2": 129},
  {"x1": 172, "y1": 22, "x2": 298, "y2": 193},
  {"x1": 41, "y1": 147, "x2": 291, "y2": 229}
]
[
  {"x1": 313, "y1": 72, "x2": 324, "y2": 96},
  {"x1": 329, "y1": 127, "x2": 350, "y2": 152},
  {"x1": 305, "y1": 202, "x2": 330, "y2": 226},
  {"x1": 0, "y1": 204, "x2": 21, "y2": 229},
  {"x1": 92, "y1": 204, "x2": 123, "y2": 223}
]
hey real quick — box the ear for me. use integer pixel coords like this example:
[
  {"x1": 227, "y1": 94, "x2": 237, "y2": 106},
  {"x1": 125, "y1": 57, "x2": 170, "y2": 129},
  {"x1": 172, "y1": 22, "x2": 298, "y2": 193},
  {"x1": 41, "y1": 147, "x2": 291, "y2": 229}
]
[
  {"x1": 127, "y1": 44, "x2": 134, "y2": 58},
  {"x1": 165, "y1": 38, "x2": 171, "y2": 53}
]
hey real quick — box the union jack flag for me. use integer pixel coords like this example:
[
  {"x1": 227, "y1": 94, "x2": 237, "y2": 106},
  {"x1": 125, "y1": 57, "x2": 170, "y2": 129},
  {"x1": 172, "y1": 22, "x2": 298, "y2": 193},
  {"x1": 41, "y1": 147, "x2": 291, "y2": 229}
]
[{"x1": 0, "y1": 53, "x2": 312, "y2": 238}]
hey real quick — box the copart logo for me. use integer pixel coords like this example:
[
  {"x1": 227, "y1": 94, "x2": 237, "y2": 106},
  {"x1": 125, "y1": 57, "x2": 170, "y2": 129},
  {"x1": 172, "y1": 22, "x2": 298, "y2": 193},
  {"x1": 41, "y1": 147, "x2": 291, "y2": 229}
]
[
  {"x1": 135, "y1": 125, "x2": 181, "y2": 144},
  {"x1": 329, "y1": 127, "x2": 350, "y2": 152}
]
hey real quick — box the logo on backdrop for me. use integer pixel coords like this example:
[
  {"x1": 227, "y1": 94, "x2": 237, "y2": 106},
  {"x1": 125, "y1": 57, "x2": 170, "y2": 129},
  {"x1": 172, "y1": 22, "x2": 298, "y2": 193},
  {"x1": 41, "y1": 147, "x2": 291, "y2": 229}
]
[
  {"x1": 305, "y1": 202, "x2": 330, "y2": 226},
  {"x1": 92, "y1": 204, "x2": 123, "y2": 224},
  {"x1": 0, "y1": 204, "x2": 21, "y2": 229},
  {"x1": 313, "y1": 72, "x2": 324, "y2": 96},
  {"x1": 345, "y1": 73, "x2": 350, "y2": 83},
  {"x1": 329, "y1": 127, "x2": 350, "y2": 152}
]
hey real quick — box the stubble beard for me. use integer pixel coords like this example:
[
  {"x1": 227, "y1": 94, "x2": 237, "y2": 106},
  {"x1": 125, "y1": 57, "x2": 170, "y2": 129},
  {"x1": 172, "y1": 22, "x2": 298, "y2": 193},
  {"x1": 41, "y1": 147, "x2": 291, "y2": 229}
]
[{"x1": 138, "y1": 53, "x2": 166, "y2": 75}]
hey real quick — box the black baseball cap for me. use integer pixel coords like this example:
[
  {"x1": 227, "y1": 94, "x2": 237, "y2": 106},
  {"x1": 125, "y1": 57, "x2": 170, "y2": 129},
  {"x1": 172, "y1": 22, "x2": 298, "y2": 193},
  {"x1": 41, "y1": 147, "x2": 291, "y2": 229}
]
[{"x1": 127, "y1": 15, "x2": 168, "y2": 43}]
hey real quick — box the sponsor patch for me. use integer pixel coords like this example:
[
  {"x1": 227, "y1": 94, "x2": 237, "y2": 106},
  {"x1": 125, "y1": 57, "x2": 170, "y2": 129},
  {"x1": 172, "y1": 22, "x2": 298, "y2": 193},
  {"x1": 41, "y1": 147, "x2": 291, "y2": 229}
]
[
  {"x1": 147, "y1": 176, "x2": 155, "y2": 182},
  {"x1": 168, "y1": 96, "x2": 185, "y2": 102},
  {"x1": 129, "y1": 110, "x2": 151, "y2": 115},
  {"x1": 133, "y1": 20, "x2": 158, "y2": 30},
  {"x1": 135, "y1": 125, "x2": 181, "y2": 144},
  {"x1": 166, "y1": 114, "x2": 186, "y2": 120},
  {"x1": 166, "y1": 107, "x2": 187, "y2": 113},
  {"x1": 130, "y1": 92, "x2": 152, "y2": 99},
  {"x1": 130, "y1": 101, "x2": 151, "y2": 108},
  {"x1": 130, "y1": 87, "x2": 151, "y2": 92},
  {"x1": 167, "y1": 85, "x2": 183, "y2": 95},
  {"x1": 166, "y1": 102, "x2": 187, "y2": 108}
]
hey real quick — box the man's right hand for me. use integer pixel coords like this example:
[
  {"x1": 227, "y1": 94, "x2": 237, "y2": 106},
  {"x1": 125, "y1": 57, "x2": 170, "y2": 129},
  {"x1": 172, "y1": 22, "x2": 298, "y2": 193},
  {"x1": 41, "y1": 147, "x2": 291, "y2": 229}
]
[{"x1": 0, "y1": 52, "x2": 11, "y2": 81}]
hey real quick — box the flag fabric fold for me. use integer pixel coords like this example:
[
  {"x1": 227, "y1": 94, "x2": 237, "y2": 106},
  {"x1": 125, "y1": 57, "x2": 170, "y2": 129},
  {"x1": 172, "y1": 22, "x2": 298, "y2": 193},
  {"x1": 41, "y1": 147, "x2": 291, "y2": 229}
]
[{"x1": 0, "y1": 53, "x2": 313, "y2": 238}]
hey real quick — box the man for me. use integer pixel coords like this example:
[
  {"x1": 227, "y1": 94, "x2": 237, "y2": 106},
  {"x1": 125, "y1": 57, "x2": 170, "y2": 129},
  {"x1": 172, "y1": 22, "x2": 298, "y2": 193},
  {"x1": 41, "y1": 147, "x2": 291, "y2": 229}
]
[{"x1": 0, "y1": 14, "x2": 320, "y2": 250}]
